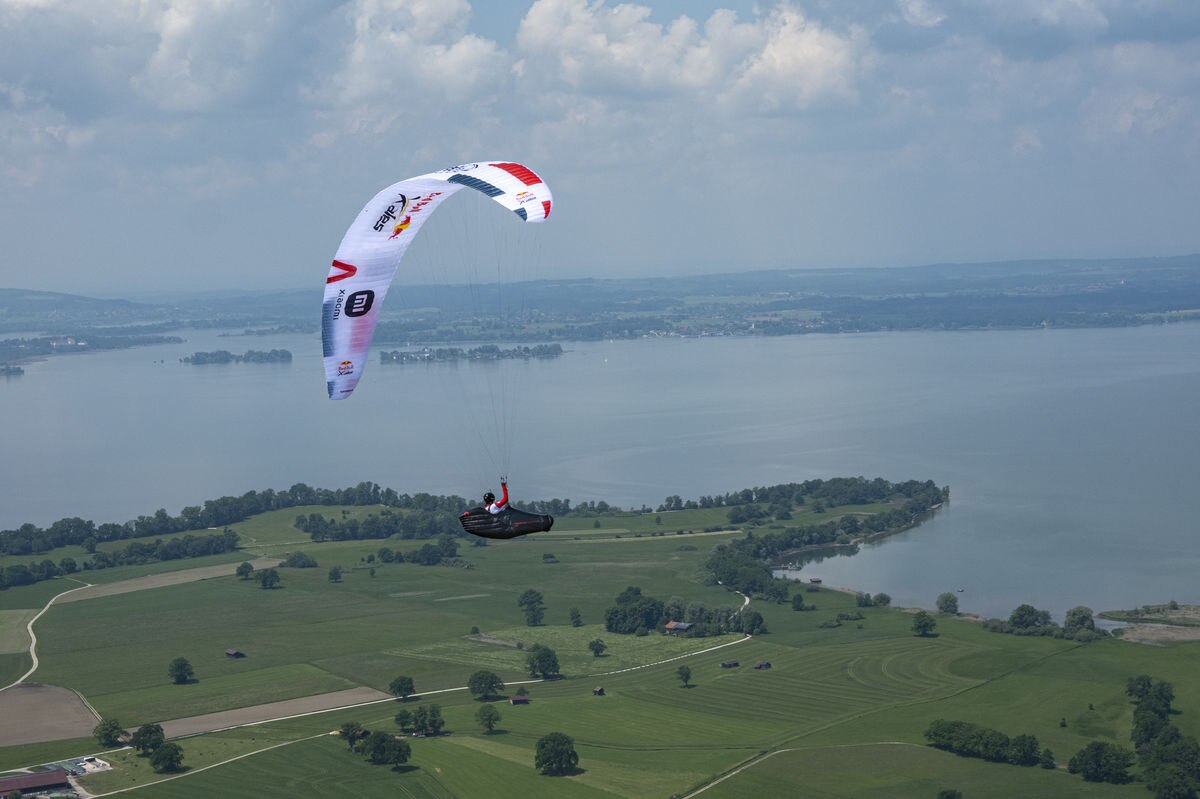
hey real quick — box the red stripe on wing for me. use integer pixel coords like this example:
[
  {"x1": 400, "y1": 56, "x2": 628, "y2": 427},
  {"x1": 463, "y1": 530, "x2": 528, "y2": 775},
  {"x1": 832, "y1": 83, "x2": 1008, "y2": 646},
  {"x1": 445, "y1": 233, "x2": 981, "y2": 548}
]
[{"x1": 490, "y1": 162, "x2": 542, "y2": 186}]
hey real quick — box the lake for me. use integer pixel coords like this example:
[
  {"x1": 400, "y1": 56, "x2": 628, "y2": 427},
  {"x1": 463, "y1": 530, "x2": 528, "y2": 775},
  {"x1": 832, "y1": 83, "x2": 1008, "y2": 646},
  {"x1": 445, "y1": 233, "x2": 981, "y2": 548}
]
[{"x1": 2, "y1": 323, "x2": 1198, "y2": 620}]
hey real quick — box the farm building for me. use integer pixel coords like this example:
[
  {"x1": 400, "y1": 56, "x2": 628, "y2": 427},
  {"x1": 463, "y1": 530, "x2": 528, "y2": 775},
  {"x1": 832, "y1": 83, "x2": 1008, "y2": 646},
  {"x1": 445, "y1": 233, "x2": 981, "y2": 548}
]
[
  {"x1": 663, "y1": 621, "x2": 693, "y2": 634},
  {"x1": 510, "y1": 695, "x2": 530, "y2": 705},
  {"x1": 593, "y1": 686, "x2": 605, "y2": 696},
  {"x1": 224, "y1": 649, "x2": 246, "y2": 658},
  {"x1": 755, "y1": 661, "x2": 772, "y2": 670},
  {"x1": 0, "y1": 767, "x2": 71, "y2": 794},
  {"x1": 720, "y1": 660, "x2": 740, "y2": 669}
]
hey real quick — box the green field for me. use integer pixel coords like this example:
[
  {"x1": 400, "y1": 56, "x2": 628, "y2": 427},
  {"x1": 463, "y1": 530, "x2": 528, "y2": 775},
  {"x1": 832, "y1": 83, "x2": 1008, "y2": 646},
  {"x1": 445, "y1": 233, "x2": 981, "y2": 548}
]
[{"x1": 2, "y1": 501, "x2": 1198, "y2": 797}]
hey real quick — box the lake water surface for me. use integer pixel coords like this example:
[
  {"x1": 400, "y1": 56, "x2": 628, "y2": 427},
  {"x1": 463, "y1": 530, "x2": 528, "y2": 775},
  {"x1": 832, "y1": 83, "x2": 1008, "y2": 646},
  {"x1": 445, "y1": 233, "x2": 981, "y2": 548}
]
[{"x1": 3, "y1": 323, "x2": 1197, "y2": 620}]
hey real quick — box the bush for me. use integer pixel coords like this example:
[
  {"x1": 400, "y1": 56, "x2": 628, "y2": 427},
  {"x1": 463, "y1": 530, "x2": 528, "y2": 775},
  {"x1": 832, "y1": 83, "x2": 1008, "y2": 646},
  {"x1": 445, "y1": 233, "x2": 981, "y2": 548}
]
[{"x1": 280, "y1": 550, "x2": 318, "y2": 568}]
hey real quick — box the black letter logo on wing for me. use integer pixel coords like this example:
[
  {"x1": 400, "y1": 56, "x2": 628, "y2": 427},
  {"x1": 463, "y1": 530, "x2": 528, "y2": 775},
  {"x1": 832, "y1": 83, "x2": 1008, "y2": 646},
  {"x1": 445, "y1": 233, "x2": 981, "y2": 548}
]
[{"x1": 345, "y1": 290, "x2": 375, "y2": 317}]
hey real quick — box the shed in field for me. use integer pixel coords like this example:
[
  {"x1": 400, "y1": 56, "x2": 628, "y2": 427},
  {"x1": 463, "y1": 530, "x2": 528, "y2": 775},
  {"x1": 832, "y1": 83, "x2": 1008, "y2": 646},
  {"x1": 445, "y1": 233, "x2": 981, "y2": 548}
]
[{"x1": 225, "y1": 649, "x2": 246, "y2": 659}]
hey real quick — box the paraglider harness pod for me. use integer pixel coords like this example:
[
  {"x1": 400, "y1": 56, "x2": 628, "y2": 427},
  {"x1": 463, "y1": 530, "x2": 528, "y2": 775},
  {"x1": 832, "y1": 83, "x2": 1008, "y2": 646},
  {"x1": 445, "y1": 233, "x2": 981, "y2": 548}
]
[{"x1": 460, "y1": 506, "x2": 554, "y2": 539}]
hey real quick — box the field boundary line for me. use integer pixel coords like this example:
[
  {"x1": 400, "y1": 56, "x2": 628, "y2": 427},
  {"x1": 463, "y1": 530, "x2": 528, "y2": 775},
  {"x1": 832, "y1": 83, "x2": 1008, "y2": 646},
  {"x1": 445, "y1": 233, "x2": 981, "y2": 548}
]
[
  {"x1": 0, "y1": 579, "x2": 93, "y2": 692},
  {"x1": 679, "y1": 741, "x2": 929, "y2": 798}
]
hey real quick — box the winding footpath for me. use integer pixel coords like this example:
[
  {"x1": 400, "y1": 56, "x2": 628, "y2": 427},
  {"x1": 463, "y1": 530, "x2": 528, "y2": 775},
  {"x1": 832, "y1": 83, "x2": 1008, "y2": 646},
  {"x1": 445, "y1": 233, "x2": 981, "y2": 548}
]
[{"x1": 0, "y1": 579, "x2": 93, "y2": 693}]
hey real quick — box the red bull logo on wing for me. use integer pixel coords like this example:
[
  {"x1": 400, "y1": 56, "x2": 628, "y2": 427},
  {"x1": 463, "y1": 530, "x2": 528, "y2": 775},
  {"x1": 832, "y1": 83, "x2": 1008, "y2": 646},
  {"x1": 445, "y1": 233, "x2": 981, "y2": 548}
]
[
  {"x1": 389, "y1": 216, "x2": 412, "y2": 239},
  {"x1": 337, "y1": 360, "x2": 354, "y2": 376}
]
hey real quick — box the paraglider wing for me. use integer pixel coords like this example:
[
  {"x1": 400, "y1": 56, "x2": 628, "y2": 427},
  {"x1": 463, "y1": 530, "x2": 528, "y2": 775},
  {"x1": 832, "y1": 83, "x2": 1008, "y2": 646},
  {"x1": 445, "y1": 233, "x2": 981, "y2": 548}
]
[
  {"x1": 460, "y1": 507, "x2": 555, "y2": 539},
  {"x1": 322, "y1": 162, "x2": 552, "y2": 400}
]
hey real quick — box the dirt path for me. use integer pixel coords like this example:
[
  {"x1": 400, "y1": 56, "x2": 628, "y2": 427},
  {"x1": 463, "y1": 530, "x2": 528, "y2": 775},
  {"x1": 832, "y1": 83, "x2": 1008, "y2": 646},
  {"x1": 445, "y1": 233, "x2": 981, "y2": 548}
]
[
  {"x1": 57, "y1": 559, "x2": 278, "y2": 604},
  {"x1": 160, "y1": 687, "x2": 394, "y2": 738}
]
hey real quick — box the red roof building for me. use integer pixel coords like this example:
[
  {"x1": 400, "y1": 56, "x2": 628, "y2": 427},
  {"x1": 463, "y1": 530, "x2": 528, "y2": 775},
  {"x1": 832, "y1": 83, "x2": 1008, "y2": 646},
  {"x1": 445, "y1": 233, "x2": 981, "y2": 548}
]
[{"x1": 0, "y1": 767, "x2": 71, "y2": 793}]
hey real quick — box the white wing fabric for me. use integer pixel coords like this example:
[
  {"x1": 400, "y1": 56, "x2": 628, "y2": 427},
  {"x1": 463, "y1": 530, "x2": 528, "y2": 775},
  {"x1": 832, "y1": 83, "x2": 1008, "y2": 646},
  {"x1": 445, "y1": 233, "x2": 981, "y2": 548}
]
[{"x1": 322, "y1": 162, "x2": 552, "y2": 399}]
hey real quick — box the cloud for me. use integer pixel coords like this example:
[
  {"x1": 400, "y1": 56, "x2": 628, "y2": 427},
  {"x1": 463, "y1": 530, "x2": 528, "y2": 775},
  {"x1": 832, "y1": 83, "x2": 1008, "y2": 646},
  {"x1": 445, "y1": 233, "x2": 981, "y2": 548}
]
[
  {"x1": 0, "y1": 0, "x2": 1197, "y2": 293},
  {"x1": 313, "y1": 0, "x2": 508, "y2": 132},
  {"x1": 897, "y1": 0, "x2": 946, "y2": 29},
  {"x1": 515, "y1": 1, "x2": 867, "y2": 112}
]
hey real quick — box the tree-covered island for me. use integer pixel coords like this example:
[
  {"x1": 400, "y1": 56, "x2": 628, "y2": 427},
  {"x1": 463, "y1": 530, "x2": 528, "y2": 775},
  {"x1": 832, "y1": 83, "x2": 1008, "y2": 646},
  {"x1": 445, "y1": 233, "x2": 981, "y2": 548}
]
[{"x1": 181, "y1": 349, "x2": 292, "y2": 364}]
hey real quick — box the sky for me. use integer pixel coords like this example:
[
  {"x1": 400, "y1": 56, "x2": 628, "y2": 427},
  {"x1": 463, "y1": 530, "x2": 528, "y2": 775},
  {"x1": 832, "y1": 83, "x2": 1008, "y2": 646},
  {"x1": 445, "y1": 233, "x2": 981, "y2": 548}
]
[{"x1": 2, "y1": 0, "x2": 1198, "y2": 296}]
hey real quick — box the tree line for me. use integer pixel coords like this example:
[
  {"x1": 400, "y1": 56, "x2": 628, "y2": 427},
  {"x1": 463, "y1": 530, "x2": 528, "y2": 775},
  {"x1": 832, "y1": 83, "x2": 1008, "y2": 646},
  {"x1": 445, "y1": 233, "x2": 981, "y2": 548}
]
[
  {"x1": 4, "y1": 478, "x2": 943, "y2": 559},
  {"x1": 1, "y1": 529, "x2": 239, "y2": 590},
  {"x1": 1127, "y1": 675, "x2": 1200, "y2": 798},
  {"x1": 1, "y1": 482, "x2": 465, "y2": 556},
  {"x1": 925, "y1": 719, "x2": 1052, "y2": 768},
  {"x1": 294, "y1": 510, "x2": 462, "y2": 542},
  {"x1": 981, "y1": 603, "x2": 1110, "y2": 643}
]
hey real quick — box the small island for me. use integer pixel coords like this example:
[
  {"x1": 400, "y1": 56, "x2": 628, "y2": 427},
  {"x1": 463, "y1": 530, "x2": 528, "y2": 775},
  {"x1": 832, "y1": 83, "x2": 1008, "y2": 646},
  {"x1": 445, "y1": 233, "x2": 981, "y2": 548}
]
[{"x1": 182, "y1": 349, "x2": 293, "y2": 365}]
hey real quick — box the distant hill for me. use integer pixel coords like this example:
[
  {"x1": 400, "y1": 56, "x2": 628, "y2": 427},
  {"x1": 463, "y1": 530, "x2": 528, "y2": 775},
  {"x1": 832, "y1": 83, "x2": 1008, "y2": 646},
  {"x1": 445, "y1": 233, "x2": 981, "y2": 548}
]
[
  {"x1": 0, "y1": 289, "x2": 167, "y2": 333},
  {"x1": 5, "y1": 254, "x2": 1200, "y2": 338}
]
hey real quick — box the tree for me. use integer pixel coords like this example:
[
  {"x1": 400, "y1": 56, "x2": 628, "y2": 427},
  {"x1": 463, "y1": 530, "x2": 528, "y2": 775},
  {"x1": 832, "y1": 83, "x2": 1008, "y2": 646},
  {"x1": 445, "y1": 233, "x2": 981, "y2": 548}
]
[
  {"x1": 388, "y1": 675, "x2": 415, "y2": 700},
  {"x1": 393, "y1": 709, "x2": 413, "y2": 731},
  {"x1": 526, "y1": 644, "x2": 560, "y2": 678},
  {"x1": 361, "y1": 730, "x2": 410, "y2": 767},
  {"x1": 739, "y1": 609, "x2": 767, "y2": 635},
  {"x1": 93, "y1": 718, "x2": 124, "y2": 747},
  {"x1": 411, "y1": 704, "x2": 444, "y2": 735},
  {"x1": 936, "y1": 592, "x2": 959, "y2": 614},
  {"x1": 168, "y1": 657, "x2": 195, "y2": 684},
  {"x1": 1009, "y1": 733, "x2": 1040, "y2": 766},
  {"x1": 257, "y1": 567, "x2": 280, "y2": 589},
  {"x1": 872, "y1": 592, "x2": 892, "y2": 607},
  {"x1": 1127, "y1": 674, "x2": 1153, "y2": 699},
  {"x1": 476, "y1": 704, "x2": 501, "y2": 733},
  {"x1": 235, "y1": 561, "x2": 254, "y2": 580},
  {"x1": 328, "y1": 565, "x2": 342, "y2": 583},
  {"x1": 339, "y1": 721, "x2": 367, "y2": 751},
  {"x1": 467, "y1": 670, "x2": 505, "y2": 700},
  {"x1": 150, "y1": 741, "x2": 185, "y2": 773},
  {"x1": 912, "y1": 610, "x2": 936, "y2": 637},
  {"x1": 1039, "y1": 748, "x2": 1056, "y2": 769},
  {"x1": 130, "y1": 723, "x2": 165, "y2": 755},
  {"x1": 1146, "y1": 764, "x2": 1199, "y2": 799},
  {"x1": 936, "y1": 791, "x2": 963, "y2": 799},
  {"x1": 518, "y1": 588, "x2": 545, "y2": 626},
  {"x1": 677, "y1": 664, "x2": 692, "y2": 688},
  {"x1": 280, "y1": 550, "x2": 318, "y2": 568},
  {"x1": 588, "y1": 639, "x2": 607, "y2": 658},
  {"x1": 1009, "y1": 603, "x2": 1052, "y2": 630},
  {"x1": 535, "y1": 731, "x2": 579, "y2": 775},
  {"x1": 1064, "y1": 605, "x2": 1096, "y2": 634},
  {"x1": 569, "y1": 607, "x2": 583, "y2": 627},
  {"x1": 1068, "y1": 741, "x2": 1134, "y2": 783}
]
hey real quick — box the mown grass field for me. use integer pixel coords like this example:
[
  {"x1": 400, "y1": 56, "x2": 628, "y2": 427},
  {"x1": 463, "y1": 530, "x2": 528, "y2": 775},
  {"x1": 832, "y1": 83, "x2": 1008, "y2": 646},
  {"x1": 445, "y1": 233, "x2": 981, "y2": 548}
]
[{"x1": 2, "y1": 499, "x2": 1199, "y2": 797}]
